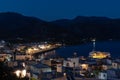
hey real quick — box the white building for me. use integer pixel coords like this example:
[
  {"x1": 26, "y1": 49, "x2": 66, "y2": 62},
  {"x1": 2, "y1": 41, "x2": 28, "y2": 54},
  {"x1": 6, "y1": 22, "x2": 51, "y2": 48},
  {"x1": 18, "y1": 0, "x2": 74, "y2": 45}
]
[
  {"x1": 30, "y1": 63, "x2": 52, "y2": 73},
  {"x1": 98, "y1": 71, "x2": 107, "y2": 80},
  {"x1": 57, "y1": 63, "x2": 62, "y2": 72},
  {"x1": 63, "y1": 57, "x2": 79, "y2": 68}
]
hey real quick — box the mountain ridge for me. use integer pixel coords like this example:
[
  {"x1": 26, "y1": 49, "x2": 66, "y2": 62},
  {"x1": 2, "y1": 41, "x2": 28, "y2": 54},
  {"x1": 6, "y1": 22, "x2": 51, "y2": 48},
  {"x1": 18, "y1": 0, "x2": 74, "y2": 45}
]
[{"x1": 0, "y1": 12, "x2": 120, "y2": 44}]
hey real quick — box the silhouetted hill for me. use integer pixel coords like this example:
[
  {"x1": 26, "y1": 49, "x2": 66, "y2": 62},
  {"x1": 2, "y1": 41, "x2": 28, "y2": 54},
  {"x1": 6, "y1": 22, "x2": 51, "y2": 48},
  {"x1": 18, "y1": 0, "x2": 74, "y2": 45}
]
[
  {"x1": 0, "y1": 12, "x2": 120, "y2": 44},
  {"x1": 0, "y1": 12, "x2": 46, "y2": 38},
  {"x1": 52, "y1": 16, "x2": 120, "y2": 41},
  {"x1": 0, "y1": 12, "x2": 72, "y2": 43}
]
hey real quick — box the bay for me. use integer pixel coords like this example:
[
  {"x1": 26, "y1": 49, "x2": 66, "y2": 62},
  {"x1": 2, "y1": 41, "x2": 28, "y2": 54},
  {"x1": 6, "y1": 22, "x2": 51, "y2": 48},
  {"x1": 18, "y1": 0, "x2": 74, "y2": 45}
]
[{"x1": 56, "y1": 41, "x2": 120, "y2": 58}]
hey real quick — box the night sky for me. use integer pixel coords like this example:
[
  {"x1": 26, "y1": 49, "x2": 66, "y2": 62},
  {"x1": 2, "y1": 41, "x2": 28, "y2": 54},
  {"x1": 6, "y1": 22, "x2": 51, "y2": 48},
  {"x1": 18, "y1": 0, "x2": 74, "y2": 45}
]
[{"x1": 0, "y1": 0, "x2": 120, "y2": 21}]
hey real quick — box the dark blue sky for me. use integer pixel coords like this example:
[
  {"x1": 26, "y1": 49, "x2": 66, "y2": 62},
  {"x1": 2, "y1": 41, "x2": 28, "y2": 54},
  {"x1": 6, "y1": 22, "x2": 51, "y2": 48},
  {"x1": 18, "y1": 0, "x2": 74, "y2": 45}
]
[{"x1": 0, "y1": 0, "x2": 120, "y2": 21}]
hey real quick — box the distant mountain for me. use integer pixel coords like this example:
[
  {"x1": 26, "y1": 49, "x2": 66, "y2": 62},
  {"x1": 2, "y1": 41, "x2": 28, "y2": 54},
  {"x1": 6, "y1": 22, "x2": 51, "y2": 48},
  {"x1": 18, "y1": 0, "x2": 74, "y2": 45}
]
[
  {"x1": 0, "y1": 12, "x2": 72, "y2": 43},
  {"x1": 0, "y1": 12, "x2": 120, "y2": 44},
  {"x1": 52, "y1": 16, "x2": 120, "y2": 40},
  {"x1": 0, "y1": 12, "x2": 46, "y2": 38}
]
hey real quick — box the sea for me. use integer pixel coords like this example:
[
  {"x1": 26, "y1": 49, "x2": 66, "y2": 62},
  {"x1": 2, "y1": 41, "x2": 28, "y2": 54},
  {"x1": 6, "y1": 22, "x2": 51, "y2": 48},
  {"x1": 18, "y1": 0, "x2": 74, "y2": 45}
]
[{"x1": 55, "y1": 40, "x2": 120, "y2": 58}]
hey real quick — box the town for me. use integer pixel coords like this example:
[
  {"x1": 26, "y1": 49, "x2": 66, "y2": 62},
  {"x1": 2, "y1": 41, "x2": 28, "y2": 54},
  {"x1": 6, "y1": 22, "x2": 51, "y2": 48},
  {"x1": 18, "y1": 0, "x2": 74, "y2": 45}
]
[
  {"x1": 1, "y1": 0, "x2": 120, "y2": 80},
  {"x1": 0, "y1": 40, "x2": 120, "y2": 80}
]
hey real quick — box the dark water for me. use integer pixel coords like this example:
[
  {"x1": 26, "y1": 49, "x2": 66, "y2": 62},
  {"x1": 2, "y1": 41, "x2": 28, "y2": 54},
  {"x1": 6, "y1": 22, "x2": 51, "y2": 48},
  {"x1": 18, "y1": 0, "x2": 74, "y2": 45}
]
[{"x1": 56, "y1": 41, "x2": 120, "y2": 58}]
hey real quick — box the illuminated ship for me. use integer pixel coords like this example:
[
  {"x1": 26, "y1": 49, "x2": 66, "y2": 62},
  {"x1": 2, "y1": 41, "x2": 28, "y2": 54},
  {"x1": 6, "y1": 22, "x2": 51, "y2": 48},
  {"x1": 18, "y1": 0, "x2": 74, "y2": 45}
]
[
  {"x1": 89, "y1": 51, "x2": 110, "y2": 59},
  {"x1": 89, "y1": 39, "x2": 111, "y2": 59}
]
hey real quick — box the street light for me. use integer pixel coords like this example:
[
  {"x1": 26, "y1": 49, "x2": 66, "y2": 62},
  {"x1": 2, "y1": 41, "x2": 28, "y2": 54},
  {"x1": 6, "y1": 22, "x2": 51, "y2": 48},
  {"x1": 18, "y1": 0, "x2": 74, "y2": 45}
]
[
  {"x1": 21, "y1": 69, "x2": 26, "y2": 78},
  {"x1": 14, "y1": 69, "x2": 26, "y2": 78},
  {"x1": 81, "y1": 64, "x2": 88, "y2": 70},
  {"x1": 15, "y1": 70, "x2": 21, "y2": 77}
]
